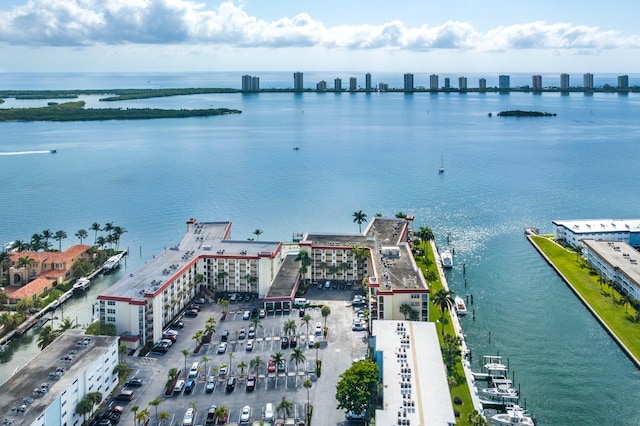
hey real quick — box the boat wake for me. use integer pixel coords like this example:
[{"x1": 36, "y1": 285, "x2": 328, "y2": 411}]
[{"x1": 0, "y1": 150, "x2": 52, "y2": 156}]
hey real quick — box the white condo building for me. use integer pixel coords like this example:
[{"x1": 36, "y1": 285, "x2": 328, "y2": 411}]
[
  {"x1": 552, "y1": 219, "x2": 640, "y2": 249},
  {"x1": 581, "y1": 239, "x2": 640, "y2": 301}
]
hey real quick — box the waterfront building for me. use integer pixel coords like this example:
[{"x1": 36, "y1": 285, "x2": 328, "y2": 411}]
[
  {"x1": 429, "y1": 74, "x2": 439, "y2": 91},
  {"x1": 581, "y1": 239, "x2": 640, "y2": 302},
  {"x1": 349, "y1": 77, "x2": 357, "y2": 91},
  {"x1": 583, "y1": 73, "x2": 594, "y2": 90},
  {"x1": 0, "y1": 329, "x2": 119, "y2": 426},
  {"x1": 478, "y1": 78, "x2": 487, "y2": 90},
  {"x1": 7, "y1": 245, "x2": 91, "y2": 302},
  {"x1": 444, "y1": 77, "x2": 450, "y2": 90},
  {"x1": 365, "y1": 73, "x2": 372, "y2": 91},
  {"x1": 241, "y1": 75, "x2": 260, "y2": 92},
  {"x1": 378, "y1": 82, "x2": 388, "y2": 91},
  {"x1": 372, "y1": 321, "x2": 456, "y2": 426},
  {"x1": 499, "y1": 74, "x2": 510, "y2": 90},
  {"x1": 552, "y1": 219, "x2": 640, "y2": 249},
  {"x1": 560, "y1": 73, "x2": 570, "y2": 90},
  {"x1": 293, "y1": 72, "x2": 304, "y2": 91},
  {"x1": 251, "y1": 76, "x2": 259, "y2": 92},
  {"x1": 618, "y1": 75, "x2": 629, "y2": 90},
  {"x1": 334, "y1": 78, "x2": 342, "y2": 90},
  {"x1": 458, "y1": 76, "x2": 467, "y2": 91},
  {"x1": 403, "y1": 73, "x2": 414, "y2": 91},
  {"x1": 316, "y1": 80, "x2": 327, "y2": 91},
  {"x1": 532, "y1": 74, "x2": 542, "y2": 90}
]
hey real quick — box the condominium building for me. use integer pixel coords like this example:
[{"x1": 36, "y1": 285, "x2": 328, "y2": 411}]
[
  {"x1": 552, "y1": 219, "x2": 640, "y2": 249},
  {"x1": 293, "y1": 72, "x2": 304, "y2": 91},
  {"x1": 316, "y1": 80, "x2": 327, "y2": 91},
  {"x1": 378, "y1": 82, "x2": 389, "y2": 91},
  {"x1": 429, "y1": 74, "x2": 439, "y2": 91},
  {"x1": 334, "y1": 78, "x2": 342, "y2": 90},
  {"x1": 499, "y1": 75, "x2": 510, "y2": 90},
  {"x1": 241, "y1": 75, "x2": 260, "y2": 92},
  {"x1": 478, "y1": 78, "x2": 487, "y2": 90},
  {"x1": 444, "y1": 78, "x2": 450, "y2": 90},
  {"x1": 532, "y1": 74, "x2": 542, "y2": 90},
  {"x1": 581, "y1": 239, "x2": 640, "y2": 301},
  {"x1": 365, "y1": 73, "x2": 372, "y2": 91},
  {"x1": 349, "y1": 77, "x2": 357, "y2": 91},
  {"x1": 560, "y1": 73, "x2": 570, "y2": 90},
  {"x1": 403, "y1": 73, "x2": 414, "y2": 91},
  {"x1": 0, "y1": 330, "x2": 119, "y2": 426},
  {"x1": 618, "y1": 75, "x2": 629, "y2": 90},
  {"x1": 583, "y1": 73, "x2": 594, "y2": 90},
  {"x1": 458, "y1": 76, "x2": 467, "y2": 91}
]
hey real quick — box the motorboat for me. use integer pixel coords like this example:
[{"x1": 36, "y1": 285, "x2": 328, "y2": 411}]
[
  {"x1": 454, "y1": 296, "x2": 468, "y2": 316},
  {"x1": 438, "y1": 155, "x2": 445, "y2": 173},
  {"x1": 480, "y1": 384, "x2": 519, "y2": 400},
  {"x1": 441, "y1": 250, "x2": 453, "y2": 268},
  {"x1": 103, "y1": 252, "x2": 124, "y2": 273},
  {"x1": 50, "y1": 149, "x2": 57, "y2": 154},
  {"x1": 73, "y1": 277, "x2": 91, "y2": 291},
  {"x1": 491, "y1": 405, "x2": 535, "y2": 425}
]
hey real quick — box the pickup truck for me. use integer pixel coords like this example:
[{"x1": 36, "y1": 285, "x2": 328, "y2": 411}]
[{"x1": 205, "y1": 405, "x2": 217, "y2": 426}]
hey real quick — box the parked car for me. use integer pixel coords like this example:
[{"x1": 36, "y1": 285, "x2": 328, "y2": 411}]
[
  {"x1": 190, "y1": 303, "x2": 201, "y2": 311},
  {"x1": 162, "y1": 332, "x2": 178, "y2": 342},
  {"x1": 205, "y1": 405, "x2": 217, "y2": 426},
  {"x1": 352, "y1": 322, "x2": 366, "y2": 331},
  {"x1": 245, "y1": 374, "x2": 256, "y2": 391},
  {"x1": 183, "y1": 407, "x2": 194, "y2": 426},
  {"x1": 264, "y1": 403, "x2": 274, "y2": 422},
  {"x1": 150, "y1": 345, "x2": 167, "y2": 354},
  {"x1": 184, "y1": 309, "x2": 198, "y2": 318},
  {"x1": 245, "y1": 340, "x2": 254, "y2": 351},
  {"x1": 324, "y1": 280, "x2": 331, "y2": 289},
  {"x1": 277, "y1": 360, "x2": 285, "y2": 373},
  {"x1": 184, "y1": 378, "x2": 195, "y2": 394},
  {"x1": 267, "y1": 360, "x2": 276, "y2": 373},
  {"x1": 205, "y1": 376, "x2": 215, "y2": 393},
  {"x1": 258, "y1": 309, "x2": 266, "y2": 318},
  {"x1": 217, "y1": 342, "x2": 228, "y2": 354},
  {"x1": 281, "y1": 336, "x2": 289, "y2": 349},
  {"x1": 173, "y1": 379, "x2": 185, "y2": 394},
  {"x1": 346, "y1": 410, "x2": 366, "y2": 420},
  {"x1": 125, "y1": 377, "x2": 143, "y2": 387},
  {"x1": 308, "y1": 335, "x2": 315, "y2": 348},
  {"x1": 244, "y1": 295, "x2": 252, "y2": 303},
  {"x1": 219, "y1": 363, "x2": 228, "y2": 376},
  {"x1": 251, "y1": 308, "x2": 259, "y2": 318},
  {"x1": 194, "y1": 298, "x2": 206, "y2": 304},
  {"x1": 225, "y1": 377, "x2": 236, "y2": 392},
  {"x1": 238, "y1": 328, "x2": 246, "y2": 339},
  {"x1": 290, "y1": 336, "x2": 297, "y2": 348},
  {"x1": 170, "y1": 320, "x2": 184, "y2": 329},
  {"x1": 239, "y1": 405, "x2": 251, "y2": 423},
  {"x1": 242, "y1": 310, "x2": 250, "y2": 320},
  {"x1": 315, "y1": 322, "x2": 323, "y2": 336},
  {"x1": 248, "y1": 325, "x2": 255, "y2": 338},
  {"x1": 220, "y1": 330, "x2": 229, "y2": 342}
]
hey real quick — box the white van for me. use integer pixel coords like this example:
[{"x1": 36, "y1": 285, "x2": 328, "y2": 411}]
[
  {"x1": 188, "y1": 362, "x2": 199, "y2": 378},
  {"x1": 293, "y1": 298, "x2": 309, "y2": 307},
  {"x1": 264, "y1": 403, "x2": 274, "y2": 422},
  {"x1": 173, "y1": 379, "x2": 185, "y2": 393}
]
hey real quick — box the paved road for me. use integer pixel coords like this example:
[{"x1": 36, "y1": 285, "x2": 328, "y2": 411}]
[{"x1": 111, "y1": 286, "x2": 368, "y2": 425}]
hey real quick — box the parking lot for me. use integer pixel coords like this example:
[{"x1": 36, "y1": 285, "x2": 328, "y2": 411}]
[{"x1": 112, "y1": 284, "x2": 369, "y2": 425}]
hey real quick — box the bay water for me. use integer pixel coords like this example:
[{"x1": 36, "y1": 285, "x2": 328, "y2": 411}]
[{"x1": 1, "y1": 73, "x2": 640, "y2": 424}]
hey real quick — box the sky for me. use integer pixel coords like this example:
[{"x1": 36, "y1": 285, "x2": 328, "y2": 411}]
[{"x1": 1, "y1": 0, "x2": 639, "y2": 73}]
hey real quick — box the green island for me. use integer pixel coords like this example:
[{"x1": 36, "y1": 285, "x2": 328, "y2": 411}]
[
  {"x1": 0, "y1": 87, "x2": 239, "y2": 102},
  {"x1": 528, "y1": 234, "x2": 640, "y2": 365},
  {"x1": 0, "y1": 100, "x2": 241, "y2": 122},
  {"x1": 497, "y1": 110, "x2": 556, "y2": 117}
]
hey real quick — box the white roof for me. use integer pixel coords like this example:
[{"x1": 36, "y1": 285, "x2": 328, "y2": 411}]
[{"x1": 553, "y1": 219, "x2": 640, "y2": 234}]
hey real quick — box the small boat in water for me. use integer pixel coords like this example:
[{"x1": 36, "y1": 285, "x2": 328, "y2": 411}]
[
  {"x1": 454, "y1": 296, "x2": 468, "y2": 316},
  {"x1": 73, "y1": 277, "x2": 91, "y2": 291},
  {"x1": 480, "y1": 384, "x2": 519, "y2": 400},
  {"x1": 103, "y1": 252, "x2": 125, "y2": 273},
  {"x1": 491, "y1": 405, "x2": 535, "y2": 425},
  {"x1": 441, "y1": 249, "x2": 453, "y2": 268},
  {"x1": 438, "y1": 154, "x2": 445, "y2": 173},
  {"x1": 50, "y1": 149, "x2": 57, "y2": 154}
]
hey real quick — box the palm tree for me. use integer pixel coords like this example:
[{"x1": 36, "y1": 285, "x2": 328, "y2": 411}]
[
  {"x1": 214, "y1": 406, "x2": 228, "y2": 424},
  {"x1": 399, "y1": 303, "x2": 413, "y2": 320},
  {"x1": 30, "y1": 233, "x2": 44, "y2": 251},
  {"x1": 15, "y1": 297, "x2": 34, "y2": 314},
  {"x1": 467, "y1": 410, "x2": 489, "y2": 426},
  {"x1": 192, "y1": 330, "x2": 203, "y2": 348},
  {"x1": 37, "y1": 324, "x2": 58, "y2": 349},
  {"x1": 237, "y1": 360, "x2": 247, "y2": 376},
  {"x1": 181, "y1": 348, "x2": 190, "y2": 378},
  {"x1": 112, "y1": 226, "x2": 127, "y2": 249},
  {"x1": 395, "y1": 212, "x2": 408, "y2": 218},
  {"x1": 0, "y1": 251, "x2": 10, "y2": 286},
  {"x1": 253, "y1": 229, "x2": 263, "y2": 240},
  {"x1": 158, "y1": 411, "x2": 170, "y2": 425},
  {"x1": 219, "y1": 299, "x2": 229, "y2": 315},
  {"x1": 294, "y1": 251, "x2": 312, "y2": 284},
  {"x1": 75, "y1": 229, "x2": 88, "y2": 245},
  {"x1": 130, "y1": 405, "x2": 139, "y2": 426},
  {"x1": 57, "y1": 317, "x2": 78, "y2": 334},
  {"x1": 201, "y1": 355, "x2": 211, "y2": 376},
  {"x1": 215, "y1": 271, "x2": 228, "y2": 291},
  {"x1": 228, "y1": 351, "x2": 235, "y2": 375},
  {"x1": 250, "y1": 355, "x2": 265, "y2": 375},
  {"x1": 17, "y1": 255, "x2": 35, "y2": 284},
  {"x1": 303, "y1": 379, "x2": 313, "y2": 423},
  {"x1": 321, "y1": 305, "x2": 331, "y2": 328},
  {"x1": 89, "y1": 223, "x2": 101, "y2": 245},
  {"x1": 75, "y1": 398, "x2": 93, "y2": 424},
  {"x1": 42, "y1": 229, "x2": 53, "y2": 250},
  {"x1": 86, "y1": 391, "x2": 102, "y2": 417},
  {"x1": 95, "y1": 236, "x2": 107, "y2": 250},
  {"x1": 301, "y1": 314, "x2": 312, "y2": 337},
  {"x1": 54, "y1": 230, "x2": 67, "y2": 251},
  {"x1": 149, "y1": 396, "x2": 164, "y2": 425},
  {"x1": 352, "y1": 210, "x2": 367, "y2": 233},
  {"x1": 276, "y1": 395, "x2": 293, "y2": 420},
  {"x1": 136, "y1": 408, "x2": 150, "y2": 426},
  {"x1": 283, "y1": 319, "x2": 297, "y2": 337},
  {"x1": 103, "y1": 222, "x2": 114, "y2": 236},
  {"x1": 432, "y1": 289, "x2": 454, "y2": 336},
  {"x1": 290, "y1": 348, "x2": 306, "y2": 378}
]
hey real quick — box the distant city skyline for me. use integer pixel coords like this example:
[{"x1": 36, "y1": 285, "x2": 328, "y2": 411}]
[{"x1": 1, "y1": 0, "x2": 640, "y2": 73}]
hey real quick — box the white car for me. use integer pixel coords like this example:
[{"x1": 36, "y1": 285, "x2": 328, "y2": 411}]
[
  {"x1": 308, "y1": 334, "x2": 315, "y2": 348},
  {"x1": 245, "y1": 340, "x2": 254, "y2": 351},
  {"x1": 239, "y1": 405, "x2": 251, "y2": 423},
  {"x1": 242, "y1": 310, "x2": 251, "y2": 320},
  {"x1": 183, "y1": 407, "x2": 194, "y2": 425},
  {"x1": 314, "y1": 322, "x2": 322, "y2": 336},
  {"x1": 217, "y1": 342, "x2": 228, "y2": 354}
]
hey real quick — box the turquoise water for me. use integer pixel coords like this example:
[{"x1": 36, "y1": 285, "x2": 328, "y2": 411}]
[{"x1": 2, "y1": 73, "x2": 640, "y2": 424}]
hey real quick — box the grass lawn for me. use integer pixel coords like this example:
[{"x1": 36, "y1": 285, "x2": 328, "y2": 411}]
[
  {"x1": 530, "y1": 235, "x2": 640, "y2": 364},
  {"x1": 417, "y1": 241, "x2": 476, "y2": 423}
]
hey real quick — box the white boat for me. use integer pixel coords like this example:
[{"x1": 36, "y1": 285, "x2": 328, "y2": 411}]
[
  {"x1": 73, "y1": 277, "x2": 91, "y2": 291},
  {"x1": 438, "y1": 155, "x2": 445, "y2": 173},
  {"x1": 480, "y1": 384, "x2": 519, "y2": 400},
  {"x1": 492, "y1": 405, "x2": 535, "y2": 425},
  {"x1": 103, "y1": 252, "x2": 124, "y2": 273},
  {"x1": 441, "y1": 250, "x2": 453, "y2": 268},
  {"x1": 454, "y1": 296, "x2": 468, "y2": 316}
]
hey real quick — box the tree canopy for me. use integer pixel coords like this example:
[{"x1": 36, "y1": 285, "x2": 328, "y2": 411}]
[{"x1": 335, "y1": 359, "x2": 378, "y2": 418}]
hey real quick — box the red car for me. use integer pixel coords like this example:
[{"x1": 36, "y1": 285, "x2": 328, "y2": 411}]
[
  {"x1": 245, "y1": 374, "x2": 256, "y2": 391},
  {"x1": 267, "y1": 360, "x2": 276, "y2": 373}
]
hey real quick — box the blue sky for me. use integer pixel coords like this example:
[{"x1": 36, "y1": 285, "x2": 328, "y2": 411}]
[{"x1": 1, "y1": 0, "x2": 639, "y2": 73}]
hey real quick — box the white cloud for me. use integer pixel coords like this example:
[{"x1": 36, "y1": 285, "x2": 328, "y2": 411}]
[{"x1": 0, "y1": 0, "x2": 638, "y2": 54}]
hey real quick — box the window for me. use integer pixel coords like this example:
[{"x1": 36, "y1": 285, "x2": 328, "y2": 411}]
[
  {"x1": 107, "y1": 301, "x2": 116, "y2": 306},
  {"x1": 107, "y1": 317, "x2": 116, "y2": 322},
  {"x1": 107, "y1": 308, "x2": 115, "y2": 314}
]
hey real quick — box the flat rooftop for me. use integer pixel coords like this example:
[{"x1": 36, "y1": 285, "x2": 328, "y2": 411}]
[
  {"x1": 582, "y1": 239, "x2": 640, "y2": 285},
  {"x1": 265, "y1": 253, "x2": 300, "y2": 299},
  {"x1": 553, "y1": 218, "x2": 640, "y2": 234},
  {"x1": 0, "y1": 329, "x2": 117, "y2": 425},
  {"x1": 99, "y1": 220, "x2": 281, "y2": 302},
  {"x1": 373, "y1": 320, "x2": 456, "y2": 426}
]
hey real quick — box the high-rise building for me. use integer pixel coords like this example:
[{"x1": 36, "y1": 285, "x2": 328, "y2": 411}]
[
  {"x1": 349, "y1": 77, "x2": 357, "y2": 91},
  {"x1": 583, "y1": 73, "x2": 594, "y2": 90},
  {"x1": 499, "y1": 75, "x2": 510, "y2": 90},
  {"x1": 444, "y1": 78, "x2": 450, "y2": 90},
  {"x1": 458, "y1": 77, "x2": 467, "y2": 91},
  {"x1": 334, "y1": 78, "x2": 342, "y2": 90},
  {"x1": 479, "y1": 78, "x2": 487, "y2": 90},
  {"x1": 365, "y1": 73, "x2": 372, "y2": 91},
  {"x1": 241, "y1": 75, "x2": 260, "y2": 92},
  {"x1": 378, "y1": 82, "x2": 388, "y2": 91},
  {"x1": 560, "y1": 73, "x2": 570, "y2": 91},
  {"x1": 404, "y1": 73, "x2": 414, "y2": 91},
  {"x1": 532, "y1": 75, "x2": 542, "y2": 90},
  {"x1": 618, "y1": 75, "x2": 629, "y2": 89},
  {"x1": 294, "y1": 72, "x2": 304, "y2": 91},
  {"x1": 316, "y1": 80, "x2": 327, "y2": 91},
  {"x1": 251, "y1": 76, "x2": 259, "y2": 92},
  {"x1": 429, "y1": 74, "x2": 439, "y2": 91}
]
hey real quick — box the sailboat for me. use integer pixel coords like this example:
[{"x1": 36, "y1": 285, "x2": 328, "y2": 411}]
[{"x1": 438, "y1": 155, "x2": 445, "y2": 173}]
